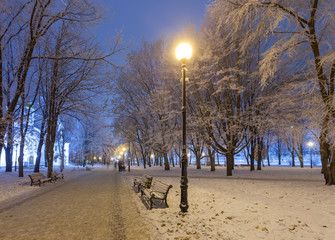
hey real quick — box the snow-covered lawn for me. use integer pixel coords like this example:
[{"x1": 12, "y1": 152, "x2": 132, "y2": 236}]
[
  {"x1": 1, "y1": 165, "x2": 334, "y2": 240},
  {"x1": 0, "y1": 166, "x2": 88, "y2": 205},
  {"x1": 122, "y1": 165, "x2": 335, "y2": 240}
]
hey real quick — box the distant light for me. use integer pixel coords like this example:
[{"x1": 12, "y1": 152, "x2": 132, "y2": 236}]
[
  {"x1": 151, "y1": 154, "x2": 154, "y2": 158},
  {"x1": 307, "y1": 141, "x2": 314, "y2": 147},
  {"x1": 175, "y1": 43, "x2": 192, "y2": 61},
  {"x1": 122, "y1": 147, "x2": 126, "y2": 151}
]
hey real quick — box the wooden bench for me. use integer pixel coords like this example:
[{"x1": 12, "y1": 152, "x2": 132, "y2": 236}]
[
  {"x1": 28, "y1": 173, "x2": 52, "y2": 187},
  {"x1": 133, "y1": 175, "x2": 153, "y2": 193},
  {"x1": 140, "y1": 179, "x2": 172, "y2": 210},
  {"x1": 51, "y1": 171, "x2": 64, "y2": 181}
]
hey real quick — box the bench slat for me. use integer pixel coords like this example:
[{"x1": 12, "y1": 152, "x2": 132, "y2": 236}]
[
  {"x1": 133, "y1": 175, "x2": 153, "y2": 193},
  {"x1": 140, "y1": 179, "x2": 172, "y2": 210}
]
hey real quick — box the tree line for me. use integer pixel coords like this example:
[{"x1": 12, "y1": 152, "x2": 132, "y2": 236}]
[
  {"x1": 112, "y1": 0, "x2": 335, "y2": 184},
  {"x1": 0, "y1": 0, "x2": 122, "y2": 178}
]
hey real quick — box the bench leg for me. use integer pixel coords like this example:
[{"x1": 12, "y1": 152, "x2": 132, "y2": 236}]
[
  {"x1": 164, "y1": 197, "x2": 169, "y2": 208},
  {"x1": 149, "y1": 198, "x2": 153, "y2": 210},
  {"x1": 134, "y1": 183, "x2": 139, "y2": 193}
]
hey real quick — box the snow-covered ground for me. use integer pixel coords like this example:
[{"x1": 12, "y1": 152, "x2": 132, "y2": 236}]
[
  {"x1": 1, "y1": 165, "x2": 334, "y2": 240},
  {"x1": 0, "y1": 166, "x2": 89, "y2": 205},
  {"x1": 122, "y1": 165, "x2": 335, "y2": 240}
]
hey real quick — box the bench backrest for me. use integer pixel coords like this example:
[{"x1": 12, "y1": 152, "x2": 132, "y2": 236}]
[
  {"x1": 29, "y1": 173, "x2": 45, "y2": 181},
  {"x1": 143, "y1": 175, "x2": 153, "y2": 188},
  {"x1": 151, "y1": 180, "x2": 172, "y2": 193}
]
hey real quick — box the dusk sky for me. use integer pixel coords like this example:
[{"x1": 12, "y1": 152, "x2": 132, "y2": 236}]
[{"x1": 93, "y1": 0, "x2": 211, "y2": 63}]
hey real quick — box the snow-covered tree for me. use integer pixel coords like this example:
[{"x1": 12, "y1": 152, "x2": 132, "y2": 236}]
[{"x1": 209, "y1": 0, "x2": 335, "y2": 183}]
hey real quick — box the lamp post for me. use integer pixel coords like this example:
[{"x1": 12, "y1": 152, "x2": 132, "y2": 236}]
[
  {"x1": 307, "y1": 141, "x2": 314, "y2": 168},
  {"x1": 175, "y1": 42, "x2": 192, "y2": 214}
]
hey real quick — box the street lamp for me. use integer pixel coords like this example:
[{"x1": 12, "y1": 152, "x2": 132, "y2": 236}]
[
  {"x1": 307, "y1": 141, "x2": 314, "y2": 168},
  {"x1": 176, "y1": 42, "x2": 192, "y2": 214}
]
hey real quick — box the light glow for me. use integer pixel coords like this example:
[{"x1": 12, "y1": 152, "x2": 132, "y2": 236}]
[
  {"x1": 175, "y1": 43, "x2": 192, "y2": 61},
  {"x1": 307, "y1": 141, "x2": 314, "y2": 147}
]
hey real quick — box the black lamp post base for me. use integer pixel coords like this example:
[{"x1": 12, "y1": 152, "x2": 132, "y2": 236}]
[{"x1": 179, "y1": 210, "x2": 188, "y2": 216}]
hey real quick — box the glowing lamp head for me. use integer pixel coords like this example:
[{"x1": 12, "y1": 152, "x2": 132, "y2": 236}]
[
  {"x1": 175, "y1": 43, "x2": 192, "y2": 61},
  {"x1": 307, "y1": 141, "x2": 314, "y2": 147}
]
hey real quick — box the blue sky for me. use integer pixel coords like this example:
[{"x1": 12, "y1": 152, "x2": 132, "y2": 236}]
[{"x1": 92, "y1": 0, "x2": 211, "y2": 64}]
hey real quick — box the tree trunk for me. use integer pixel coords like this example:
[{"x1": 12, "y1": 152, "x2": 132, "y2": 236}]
[
  {"x1": 164, "y1": 152, "x2": 170, "y2": 170},
  {"x1": 60, "y1": 131, "x2": 65, "y2": 172},
  {"x1": 148, "y1": 153, "x2": 152, "y2": 167},
  {"x1": 325, "y1": 147, "x2": 335, "y2": 185},
  {"x1": 196, "y1": 153, "x2": 201, "y2": 169},
  {"x1": 266, "y1": 139, "x2": 270, "y2": 166},
  {"x1": 5, "y1": 145, "x2": 13, "y2": 172},
  {"x1": 226, "y1": 149, "x2": 234, "y2": 176},
  {"x1": 298, "y1": 154, "x2": 304, "y2": 168},
  {"x1": 257, "y1": 137, "x2": 263, "y2": 171},
  {"x1": 18, "y1": 91, "x2": 27, "y2": 177},
  {"x1": 46, "y1": 114, "x2": 58, "y2": 178},
  {"x1": 134, "y1": 150, "x2": 140, "y2": 166},
  {"x1": 140, "y1": 148, "x2": 146, "y2": 169},
  {"x1": 297, "y1": 143, "x2": 304, "y2": 168},
  {"x1": 250, "y1": 138, "x2": 255, "y2": 171},
  {"x1": 208, "y1": 148, "x2": 215, "y2": 171},
  {"x1": 320, "y1": 114, "x2": 330, "y2": 174},
  {"x1": 287, "y1": 143, "x2": 295, "y2": 167},
  {"x1": 170, "y1": 152, "x2": 175, "y2": 167},
  {"x1": 34, "y1": 117, "x2": 46, "y2": 172},
  {"x1": 5, "y1": 119, "x2": 13, "y2": 172},
  {"x1": 277, "y1": 137, "x2": 282, "y2": 165},
  {"x1": 18, "y1": 140, "x2": 25, "y2": 177}
]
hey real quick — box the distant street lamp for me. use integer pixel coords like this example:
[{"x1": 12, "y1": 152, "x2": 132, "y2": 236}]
[
  {"x1": 175, "y1": 42, "x2": 192, "y2": 214},
  {"x1": 307, "y1": 141, "x2": 314, "y2": 168}
]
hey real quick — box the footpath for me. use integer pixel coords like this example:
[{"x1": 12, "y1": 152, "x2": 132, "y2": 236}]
[{"x1": 0, "y1": 168, "x2": 151, "y2": 240}]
